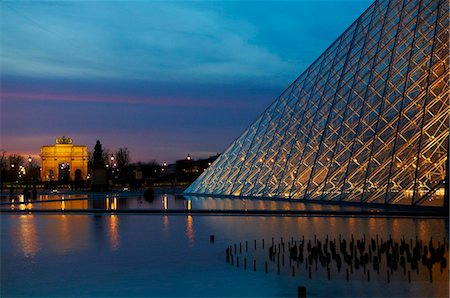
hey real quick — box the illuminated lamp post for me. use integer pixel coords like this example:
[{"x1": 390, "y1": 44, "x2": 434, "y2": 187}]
[
  {"x1": 28, "y1": 155, "x2": 32, "y2": 188},
  {"x1": 110, "y1": 155, "x2": 115, "y2": 184},
  {"x1": 10, "y1": 164, "x2": 15, "y2": 184}
]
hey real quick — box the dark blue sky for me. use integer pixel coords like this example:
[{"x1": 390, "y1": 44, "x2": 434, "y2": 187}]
[{"x1": 1, "y1": 0, "x2": 372, "y2": 163}]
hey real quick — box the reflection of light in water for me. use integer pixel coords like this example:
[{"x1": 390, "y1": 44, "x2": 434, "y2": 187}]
[
  {"x1": 163, "y1": 195, "x2": 168, "y2": 210},
  {"x1": 186, "y1": 215, "x2": 194, "y2": 246},
  {"x1": 368, "y1": 217, "x2": 376, "y2": 235},
  {"x1": 61, "y1": 196, "x2": 65, "y2": 211},
  {"x1": 58, "y1": 215, "x2": 71, "y2": 253},
  {"x1": 163, "y1": 215, "x2": 169, "y2": 238},
  {"x1": 106, "y1": 196, "x2": 110, "y2": 210},
  {"x1": 328, "y1": 216, "x2": 337, "y2": 234},
  {"x1": 348, "y1": 217, "x2": 355, "y2": 232},
  {"x1": 19, "y1": 215, "x2": 38, "y2": 258},
  {"x1": 418, "y1": 220, "x2": 431, "y2": 241},
  {"x1": 109, "y1": 215, "x2": 120, "y2": 251},
  {"x1": 392, "y1": 218, "x2": 402, "y2": 239}
]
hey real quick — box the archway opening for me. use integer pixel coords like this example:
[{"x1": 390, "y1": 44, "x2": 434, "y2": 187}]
[
  {"x1": 59, "y1": 163, "x2": 70, "y2": 182},
  {"x1": 48, "y1": 169, "x2": 55, "y2": 181},
  {"x1": 75, "y1": 169, "x2": 82, "y2": 181}
]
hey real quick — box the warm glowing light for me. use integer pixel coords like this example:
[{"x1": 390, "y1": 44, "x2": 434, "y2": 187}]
[
  {"x1": 187, "y1": 200, "x2": 192, "y2": 211},
  {"x1": 163, "y1": 195, "x2": 168, "y2": 210},
  {"x1": 18, "y1": 194, "x2": 25, "y2": 210},
  {"x1": 111, "y1": 196, "x2": 118, "y2": 210},
  {"x1": 435, "y1": 188, "x2": 445, "y2": 197}
]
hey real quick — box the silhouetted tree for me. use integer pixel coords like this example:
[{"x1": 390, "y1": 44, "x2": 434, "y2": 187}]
[
  {"x1": 116, "y1": 147, "x2": 130, "y2": 170},
  {"x1": 103, "y1": 149, "x2": 111, "y2": 165},
  {"x1": 0, "y1": 151, "x2": 6, "y2": 191},
  {"x1": 8, "y1": 154, "x2": 24, "y2": 168},
  {"x1": 0, "y1": 151, "x2": 6, "y2": 172}
]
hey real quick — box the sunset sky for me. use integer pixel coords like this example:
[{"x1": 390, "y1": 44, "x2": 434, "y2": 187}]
[{"x1": 1, "y1": 0, "x2": 371, "y2": 164}]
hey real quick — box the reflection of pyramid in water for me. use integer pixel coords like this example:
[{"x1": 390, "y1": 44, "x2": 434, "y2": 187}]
[{"x1": 186, "y1": 0, "x2": 449, "y2": 207}]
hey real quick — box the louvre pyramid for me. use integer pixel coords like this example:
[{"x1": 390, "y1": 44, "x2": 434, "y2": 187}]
[{"x1": 185, "y1": 0, "x2": 449, "y2": 207}]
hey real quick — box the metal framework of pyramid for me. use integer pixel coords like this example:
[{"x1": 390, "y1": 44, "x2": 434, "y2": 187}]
[{"x1": 185, "y1": 0, "x2": 449, "y2": 207}]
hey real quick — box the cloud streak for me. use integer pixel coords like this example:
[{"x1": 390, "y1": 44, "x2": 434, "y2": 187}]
[{"x1": 1, "y1": 91, "x2": 253, "y2": 109}]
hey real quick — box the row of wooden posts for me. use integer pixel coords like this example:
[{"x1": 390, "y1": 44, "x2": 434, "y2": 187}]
[{"x1": 223, "y1": 234, "x2": 448, "y2": 296}]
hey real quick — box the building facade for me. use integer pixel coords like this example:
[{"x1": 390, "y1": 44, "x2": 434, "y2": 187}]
[
  {"x1": 185, "y1": 0, "x2": 449, "y2": 208},
  {"x1": 40, "y1": 137, "x2": 88, "y2": 181}
]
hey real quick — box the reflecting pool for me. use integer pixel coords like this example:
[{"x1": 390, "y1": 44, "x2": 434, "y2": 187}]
[
  {"x1": 0, "y1": 191, "x2": 435, "y2": 213},
  {"x1": 1, "y1": 207, "x2": 448, "y2": 297}
]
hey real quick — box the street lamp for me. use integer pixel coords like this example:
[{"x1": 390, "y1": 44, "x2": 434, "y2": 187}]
[
  {"x1": 27, "y1": 156, "x2": 33, "y2": 186},
  {"x1": 186, "y1": 154, "x2": 191, "y2": 161},
  {"x1": 110, "y1": 155, "x2": 115, "y2": 182}
]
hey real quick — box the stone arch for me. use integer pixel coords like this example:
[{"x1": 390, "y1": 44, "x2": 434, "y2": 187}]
[{"x1": 40, "y1": 137, "x2": 88, "y2": 182}]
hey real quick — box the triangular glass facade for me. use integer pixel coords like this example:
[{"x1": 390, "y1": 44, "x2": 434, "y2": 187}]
[{"x1": 185, "y1": 0, "x2": 449, "y2": 207}]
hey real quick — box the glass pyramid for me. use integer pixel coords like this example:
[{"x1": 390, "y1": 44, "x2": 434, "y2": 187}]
[{"x1": 185, "y1": 0, "x2": 449, "y2": 207}]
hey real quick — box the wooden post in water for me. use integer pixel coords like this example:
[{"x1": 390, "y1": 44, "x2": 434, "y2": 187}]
[{"x1": 297, "y1": 286, "x2": 306, "y2": 298}]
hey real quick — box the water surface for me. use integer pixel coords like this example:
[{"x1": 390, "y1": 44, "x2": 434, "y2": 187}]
[{"x1": 1, "y1": 207, "x2": 448, "y2": 297}]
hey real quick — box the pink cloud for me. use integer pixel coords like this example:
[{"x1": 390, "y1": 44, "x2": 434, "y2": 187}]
[{"x1": 1, "y1": 91, "x2": 251, "y2": 109}]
